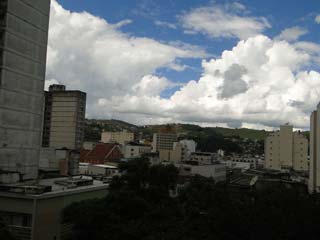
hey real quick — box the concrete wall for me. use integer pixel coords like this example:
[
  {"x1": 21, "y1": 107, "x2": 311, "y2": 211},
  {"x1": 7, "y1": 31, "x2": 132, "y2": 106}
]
[
  {"x1": 265, "y1": 125, "x2": 308, "y2": 172},
  {"x1": 47, "y1": 91, "x2": 86, "y2": 149},
  {"x1": 0, "y1": 188, "x2": 108, "y2": 240},
  {"x1": 101, "y1": 131, "x2": 134, "y2": 145},
  {"x1": 123, "y1": 145, "x2": 151, "y2": 159},
  {"x1": 309, "y1": 109, "x2": 320, "y2": 193},
  {"x1": 0, "y1": 0, "x2": 51, "y2": 180},
  {"x1": 152, "y1": 133, "x2": 177, "y2": 152},
  {"x1": 191, "y1": 164, "x2": 226, "y2": 182},
  {"x1": 280, "y1": 125, "x2": 293, "y2": 168},
  {"x1": 292, "y1": 132, "x2": 308, "y2": 171}
]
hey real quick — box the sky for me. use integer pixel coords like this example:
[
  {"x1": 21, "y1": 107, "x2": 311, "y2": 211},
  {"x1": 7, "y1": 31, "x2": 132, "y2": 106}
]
[{"x1": 46, "y1": 0, "x2": 320, "y2": 130}]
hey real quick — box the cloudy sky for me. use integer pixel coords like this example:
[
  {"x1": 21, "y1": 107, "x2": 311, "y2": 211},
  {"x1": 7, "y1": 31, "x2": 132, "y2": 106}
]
[{"x1": 46, "y1": 0, "x2": 320, "y2": 130}]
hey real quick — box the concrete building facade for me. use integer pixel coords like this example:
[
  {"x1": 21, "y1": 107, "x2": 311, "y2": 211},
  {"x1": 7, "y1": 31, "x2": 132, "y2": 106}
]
[
  {"x1": 122, "y1": 142, "x2": 151, "y2": 159},
  {"x1": 265, "y1": 124, "x2": 308, "y2": 172},
  {"x1": 0, "y1": 177, "x2": 108, "y2": 240},
  {"x1": 309, "y1": 108, "x2": 320, "y2": 193},
  {"x1": 0, "y1": 0, "x2": 51, "y2": 180},
  {"x1": 42, "y1": 85, "x2": 86, "y2": 150},
  {"x1": 177, "y1": 163, "x2": 226, "y2": 182},
  {"x1": 189, "y1": 152, "x2": 218, "y2": 165},
  {"x1": 179, "y1": 139, "x2": 196, "y2": 158},
  {"x1": 152, "y1": 133, "x2": 177, "y2": 152},
  {"x1": 101, "y1": 130, "x2": 134, "y2": 145}
]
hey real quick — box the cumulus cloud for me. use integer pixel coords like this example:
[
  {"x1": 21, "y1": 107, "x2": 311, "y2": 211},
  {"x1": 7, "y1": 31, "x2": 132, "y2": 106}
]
[
  {"x1": 48, "y1": 1, "x2": 320, "y2": 129},
  {"x1": 46, "y1": 0, "x2": 207, "y2": 116},
  {"x1": 180, "y1": 2, "x2": 270, "y2": 39},
  {"x1": 99, "y1": 35, "x2": 320, "y2": 129},
  {"x1": 315, "y1": 15, "x2": 320, "y2": 24},
  {"x1": 218, "y1": 64, "x2": 248, "y2": 99},
  {"x1": 276, "y1": 26, "x2": 307, "y2": 42}
]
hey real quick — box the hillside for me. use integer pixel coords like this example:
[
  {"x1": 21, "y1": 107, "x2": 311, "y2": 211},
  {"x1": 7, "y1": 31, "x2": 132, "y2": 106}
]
[
  {"x1": 84, "y1": 120, "x2": 269, "y2": 154},
  {"x1": 213, "y1": 127, "x2": 270, "y2": 140},
  {"x1": 84, "y1": 119, "x2": 271, "y2": 141}
]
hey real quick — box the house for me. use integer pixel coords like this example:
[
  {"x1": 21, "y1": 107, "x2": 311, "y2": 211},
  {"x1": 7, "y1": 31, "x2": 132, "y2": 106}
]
[{"x1": 80, "y1": 143, "x2": 123, "y2": 164}]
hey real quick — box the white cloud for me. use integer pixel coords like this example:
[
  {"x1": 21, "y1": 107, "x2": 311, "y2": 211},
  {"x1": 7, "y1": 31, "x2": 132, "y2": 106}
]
[
  {"x1": 154, "y1": 20, "x2": 177, "y2": 29},
  {"x1": 48, "y1": 1, "x2": 320, "y2": 129},
  {"x1": 132, "y1": 75, "x2": 171, "y2": 97},
  {"x1": 99, "y1": 35, "x2": 320, "y2": 129},
  {"x1": 315, "y1": 15, "x2": 320, "y2": 24},
  {"x1": 47, "y1": 0, "x2": 207, "y2": 118},
  {"x1": 276, "y1": 26, "x2": 307, "y2": 42},
  {"x1": 180, "y1": 2, "x2": 270, "y2": 39}
]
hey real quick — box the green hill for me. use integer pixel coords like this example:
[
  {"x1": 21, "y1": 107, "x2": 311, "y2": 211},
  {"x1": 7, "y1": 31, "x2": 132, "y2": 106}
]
[{"x1": 213, "y1": 127, "x2": 270, "y2": 140}]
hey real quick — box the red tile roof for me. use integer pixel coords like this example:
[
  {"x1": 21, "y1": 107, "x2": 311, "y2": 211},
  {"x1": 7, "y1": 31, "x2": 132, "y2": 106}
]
[{"x1": 80, "y1": 143, "x2": 122, "y2": 164}]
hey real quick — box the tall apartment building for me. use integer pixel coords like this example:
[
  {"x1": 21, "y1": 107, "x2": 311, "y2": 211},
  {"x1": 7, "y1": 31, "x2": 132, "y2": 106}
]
[
  {"x1": 265, "y1": 124, "x2": 308, "y2": 172},
  {"x1": 42, "y1": 85, "x2": 86, "y2": 150},
  {"x1": 309, "y1": 106, "x2": 320, "y2": 193},
  {"x1": 152, "y1": 132, "x2": 177, "y2": 152},
  {"x1": 0, "y1": 0, "x2": 51, "y2": 180},
  {"x1": 101, "y1": 130, "x2": 134, "y2": 145}
]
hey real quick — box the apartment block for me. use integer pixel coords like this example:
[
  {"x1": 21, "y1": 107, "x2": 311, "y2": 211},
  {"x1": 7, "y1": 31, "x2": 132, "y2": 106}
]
[
  {"x1": 42, "y1": 85, "x2": 86, "y2": 150},
  {"x1": 101, "y1": 130, "x2": 134, "y2": 145},
  {"x1": 0, "y1": 0, "x2": 51, "y2": 180},
  {"x1": 309, "y1": 107, "x2": 320, "y2": 193},
  {"x1": 152, "y1": 132, "x2": 177, "y2": 152},
  {"x1": 265, "y1": 124, "x2": 308, "y2": 172}
]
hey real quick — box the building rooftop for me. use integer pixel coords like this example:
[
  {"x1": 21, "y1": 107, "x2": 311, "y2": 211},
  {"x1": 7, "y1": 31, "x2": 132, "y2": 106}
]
[{"x1": 0, "y1": 176, "x2": 108, "y2": 199}]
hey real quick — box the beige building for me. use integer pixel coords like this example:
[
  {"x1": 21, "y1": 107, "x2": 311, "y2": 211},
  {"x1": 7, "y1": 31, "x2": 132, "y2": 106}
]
[
  {"x1": 101, "y1": 130, "x2": 134, "y2": 145},
  {"x1": 265, "y1": 124, "x2": 308, "y2": 172},
  {"x1": 122, "y1": 142, "x2": 151, "y2": 159},
  {"x1": 0, "y1": 176, "x2": 108, "y2": 240},
  {"x1": 0, "y1": 0, "x2": 51, "y2": 180},
  {"x1": 152, "y1": 133, "x2": 177, "y2": 152},
  {"x1": 42, "y1": 85, "x2": 86, "y2": 150},
  {"x1": 159, "y1": 142, "x2": 186, "y2": 163},
  {"x1": 309, "y1": 108, "x2": 320, "y2": 193}
]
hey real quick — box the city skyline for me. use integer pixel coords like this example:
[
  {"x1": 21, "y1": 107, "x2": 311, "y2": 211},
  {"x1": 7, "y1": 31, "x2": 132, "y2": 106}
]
[{"x1": 46, "y1": 0, "x2": 320, "y2": 130}]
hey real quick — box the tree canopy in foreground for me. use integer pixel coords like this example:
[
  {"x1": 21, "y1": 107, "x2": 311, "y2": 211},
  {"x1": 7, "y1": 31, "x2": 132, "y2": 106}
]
[{"x1": 63, "y1": 158, "x2": 320, "y2": 240}]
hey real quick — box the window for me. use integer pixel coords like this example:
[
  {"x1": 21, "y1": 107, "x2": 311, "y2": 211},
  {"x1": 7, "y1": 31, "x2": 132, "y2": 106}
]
[{"x1": 1, "y1": 212, "x2": 32, "y2": 227}]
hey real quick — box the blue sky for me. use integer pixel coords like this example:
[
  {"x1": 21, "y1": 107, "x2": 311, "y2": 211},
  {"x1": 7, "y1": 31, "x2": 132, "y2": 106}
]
[
  {"x1": 48, "y1": 0, "x2": 320, "y2": 128},
  {"x1": 56, "y1": 0, "x2": 320, "y2": 88}
]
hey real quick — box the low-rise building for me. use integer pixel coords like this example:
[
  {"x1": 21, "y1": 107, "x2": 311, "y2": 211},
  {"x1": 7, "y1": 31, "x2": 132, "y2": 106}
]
[
  {"x1": 87, "y1": 164, "x2": 119, "y2": 177},
  {"x1": 224, "y1": 154, "x2": 258, "y2": 170},
  {"x1": 189, "y1": 152, "x2": 219, "y2": 165},
  {"x1": 39, "y1": 148, "x2": 79, "y2": 176},
  {"x1": 177, "y1": 163, "x2": 226, "y2": 182},
  {"x1": 80, "y1": 143, "x2": 122, "y2": 164},
  {"x1": 122, "y1": 142, "x2": 151, "y2": 159},
  {"x1": 0, "y1": 176, "x2": 108, "y2": 240}
]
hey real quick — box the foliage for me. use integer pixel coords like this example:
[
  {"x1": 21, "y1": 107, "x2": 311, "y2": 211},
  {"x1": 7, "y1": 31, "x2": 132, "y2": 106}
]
[{"x1": 63, "y1": 159, "x2": 320, "y2": 240}]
